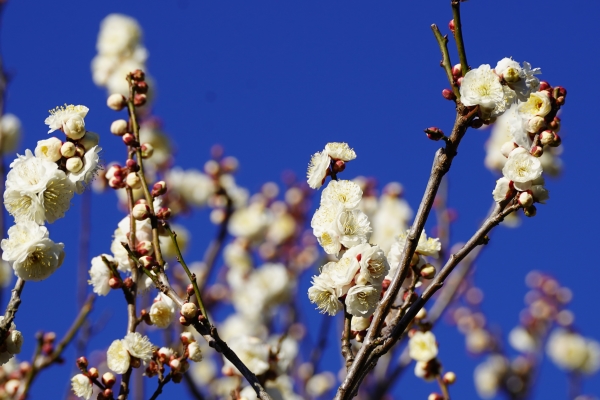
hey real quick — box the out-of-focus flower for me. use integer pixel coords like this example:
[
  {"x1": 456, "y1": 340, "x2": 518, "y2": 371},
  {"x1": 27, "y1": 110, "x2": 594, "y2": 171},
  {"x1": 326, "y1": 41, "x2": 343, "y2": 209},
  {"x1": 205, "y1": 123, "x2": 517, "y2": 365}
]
[
  {"x1": 71, "y1": 374, "x2": 93, "y2": 400},
  {"x1": 409, "y1": 331, "x2": 438, "y2": 362},
  {"x1": 224, "y1": 336, "x2": 270, "y2": 376},
  {"x1": 88, "y1": 254, "x2": 113, "y2": 296},
  {"x1": 474, "y1": 355, "x2": 508, "y2": 399}
]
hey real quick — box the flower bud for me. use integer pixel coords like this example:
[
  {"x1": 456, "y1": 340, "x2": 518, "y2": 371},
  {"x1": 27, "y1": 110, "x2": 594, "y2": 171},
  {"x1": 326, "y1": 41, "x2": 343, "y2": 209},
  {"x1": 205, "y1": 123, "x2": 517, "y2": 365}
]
[
  {"x1": 123, "y1": 277, "x2": 134, "y2": 289},
  {"x1": 187, "y1": 342, "x2": 203, "y2": 362},
  {"x1": 410, "y1": 253, "x2": 420, "y2": 266},
  {"x1": 415, "y1": 308, "x2": 427, "y2": 320},
  {"x1": 526, "y1": 116, "x2": 545, "y2": 133},
  {"x1": 420, "y1": 264, "x2": 436, "y2": 279},
  {"x1": 35, "y1": 137, "x2": 63, "y2": 162},
  {"x1": 518, "y1": 191, "x2": 534, "y2": 208},
  {"x1": 169, "y1": 358, "x2": 181, "y2": 371},
  {"x1": 186, "y1": 284, "x2": 195, "y2": 296},
  {"x1": 332, "y1": 160, "x2": 346, "y2": 174},
  {"x1": 500, "y1": 141, "x2": 518, "y2": 158},
  {"x1": 181, "y1": 332, "x2": 194, "y2": 345},
  {"x1": 442, "y1": 88, "x2": 456, "y2": 101},
  {"x1": 470, "y1": 118, "x2": 484, "y2": 129},
  {"x1": 76, "y1": 356, "x2": 89, "y2": 370},
  {"x1": 549, "y1": 134, "x2": 561, "y2": 147},
  {"x1": 138, "y1": 255, "x2": 156, "y2": 269},
  {"x1": 181, "y1": 303, "x2": 198, "y2": 320},
  {"x1": 156, "y1": 207, "x2": 172, "y2": 220},
  {"x1": 549, "y1": 117, "x2": 561, "y2": 133},
  {"x1": 88, "y1": 367, "x2": 99, "y2": 379},
  {"x1": 135, "y1": 81, "x2": 149, "y2": 94},
  {"x1": 539, "y1": 130, "x2": 555, "y2": 146},
  {"x1": 105, "y1": 165, "x2": 122, "y2": 181},
  {"x1": 524, "y1": 205, "x2": 537, "y2": 218},
  {"x1": 80, "y1": 131, "x2": 100, "y2": 151},
  {"x1": 111, "y1": 119, "x2": 129, "y2": 136},
  {"x1": 132, "y1": 203, "x2": 151, "y2": 220},
  {"x1": 503, "y1": 67, "x2": 520, "y2": 83},
  {"x1": 152, "y1": 181, "x2": 167, "y2": 197},
  {"x1": 108, "y1": 277, "x2": 122, "y2": 289},
  {"x1": 424, "y1": 127, "x2": 445, "y2": 141},
  {"x1": 530, "y1": 146, "x2": 543, "y2": 157},
  {"x1": 133, "y1": 94, "x2": 147, "y2": 107},
  {"x1": 141, "y1": 143, "x2": 154, "y2": 158},
  {"x1": 108, "y1": 177, "x2": 125, "y2": 189},
  {"x1": 131, "y1": 69, "x2": 145, "y2": 81},
  {"x1": 130, "y1": 357, "x2": 141, "y2": 369},
  {"x1": 107, "y1": 94, "x2": 127, "y2": 111},
  {"x1": 64, "y1": 116, "x2": 86, "y2": 140},
  {"x1": 179, "y1": 316, "x2": 190, "y2": 326},
  {"x1": 123, "y1": 133, "x2": 139, "y2": 147},
  {"x1": 102, "y1": 372, "x2": 116, "y2": 388},
  {"x1": 75, "y1": 144, "x2": 86, "y2": 158},
  {"x1": 221, "y1": 156, "x2": 239, "y2": 173},
  {"x1": 204, "y1": 160, "x2": 220, "y2": 176},
  {"x1": 443, "y1": 371, "x2": 456, "y2": 385},
  {"x1": 428, "y1": 393, "x2": 443, "y2": 400},
  {"x1": 448, "y1": 19, "x2": 455, "y2": 34},
  {"x1": 5, "y1": 380, "x2": 19, "y2": 396},
  {"x1": 538, "y1": 81, "x2": 550, "y2": 91},
  {"x1": 126, "y1": 172, "x2": 142, "y2": 189},
  {"x1": 136, "y1": 241, "x2": 153, "y2": 256},
  {"x1": 66, "y1": 157, "x2": 84, "y2": 173},
  {"x1": 61, "y1": 141, "x2": 76, "y2": 158},
  {"x1": 452, "y1": 63, "x2": 462, "y2": 78}
]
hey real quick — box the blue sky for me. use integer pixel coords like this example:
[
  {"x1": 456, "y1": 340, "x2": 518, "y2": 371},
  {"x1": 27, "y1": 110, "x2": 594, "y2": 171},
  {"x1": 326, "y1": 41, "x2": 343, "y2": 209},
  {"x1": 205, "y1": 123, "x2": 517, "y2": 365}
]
[{"x1": 2, "y1": 0, "x2": 599, "y2": 399}]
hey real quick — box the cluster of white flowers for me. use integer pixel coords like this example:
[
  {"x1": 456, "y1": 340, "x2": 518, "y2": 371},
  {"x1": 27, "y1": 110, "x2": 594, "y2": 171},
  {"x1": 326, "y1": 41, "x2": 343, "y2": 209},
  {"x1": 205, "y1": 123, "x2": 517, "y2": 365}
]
[
  {"x1": 92, "y1": 14, "x2": 150, "y2": 96},
  {"x1": 1, "y1": 105, "x2": 100, "y2": 282},
  {"x1": 307, "y1": 142, "x2": 356, "y2": 189},
  {"x1": 0, "y1": 317, "x2": 22, "y2": 366},
  {"x1": 107, "y1": 332, "x2": 155, "y2": 374},
  {"x1": 546, "y1": 329, "x2": 600, "y2": 374},
  {"x1": 386, "y1": 229, "x2": 440, "y2": 285}
]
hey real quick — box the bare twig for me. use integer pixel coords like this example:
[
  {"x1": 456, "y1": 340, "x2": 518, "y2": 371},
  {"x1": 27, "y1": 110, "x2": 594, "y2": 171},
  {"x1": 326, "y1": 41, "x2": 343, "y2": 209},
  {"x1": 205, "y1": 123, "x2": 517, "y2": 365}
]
[
  {"x1": 149, "y1": 372, "x2": 173, "y2": 400},
  {"x1": 341, "y1": 308, "x2": 354, "y2": 369},
  {"x1": 0, "y1": 278, "x2": 25, "y2": 345},
  {"x1": 451, "y1": 0, "x2": 469, "y2": 77},
  {"x1": 431, "y1": 24, "x2": 459, "y2": 99}
]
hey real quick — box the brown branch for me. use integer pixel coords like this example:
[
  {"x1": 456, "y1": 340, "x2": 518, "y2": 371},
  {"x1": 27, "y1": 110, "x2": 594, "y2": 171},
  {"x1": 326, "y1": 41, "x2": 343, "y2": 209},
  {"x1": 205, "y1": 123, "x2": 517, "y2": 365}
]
[
  {"x1": 149, "y1": 372, "x2": 173, "y2": 400},
  {"x1": 451, "y1": 0, "x2": 469, "y2": 77},
  {"x1": 18, "y1": 295, "x2": 95, "y2": 398},
  {"x1": 341, "y1": 309, "x2": 354, "y2": 369},
  {"x1": 0, "y1": 278, "x2": 25, "y2": 345},
  {"x1": 431, "y1": 24, "x2": 459, "y2": 99}
]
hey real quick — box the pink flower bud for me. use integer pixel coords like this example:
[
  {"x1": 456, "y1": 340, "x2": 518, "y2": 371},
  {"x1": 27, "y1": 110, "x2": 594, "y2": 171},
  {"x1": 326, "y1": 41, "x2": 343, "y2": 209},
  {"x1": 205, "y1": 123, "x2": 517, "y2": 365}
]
[
  {"x1": 102, "y1": 372, "x2": 116, "y2": 388},
  {"x1": 135, "y1": 81, "x2": 149, "y2": 94},
  {"x1": 424, "y1": 127, "x2": 445, "y2": 141},
  {"x1": 88, "y1": 367, "x2": 99, "y2": 379},
  {"x1": 443, "y1": 371, "x2": 456, "y2": 385},
  {"x1": 123, "y1": 277, "x2": 134, "y2": 288},
  {"x1": 108, "y1": 277, "x2": 122, "y2": 289},
  {"x1": 107, "y1": 94, "x2": 126, "y2": 111},
  {"x1": 518, "y1": 192, "x2": 534, "y2": 208},
  {"x1": 132, "y1": 203, "x2": 151, "y2": 220},
  {"x1": 138, "y1": 255, "x2": 156, "y2": 269},
  {"x1": 500, "y1": 141, "x2": 518, "y2": 158},
  {"x1": 133, "y1": 94, "x2": 147, "y2": 107},
  {"x1": 131, "y1": 69, "x2": 145, "y2": 81},
  {"x1": 76, "y1": 356, "x2": 88, "y2": 369},
  {"x1": 141, "y1": 143, "x2": 154, "y2": 158},
  {"x1": 126, "y1": 158, "x2": 139, "y2": 171},
  {"x1": 420, "y1": 264, "x2": 436, "y2": 279},
  {"x1": 179, "y1": 316, "x2": 190, "y2": 326},
  {"x1": 136, "y1": 241, "x2": 153, "y2": 256},
  {"x1": 152, "y1": 181, "x2": 167, "y2": 197},
  {"x1": 539, "y1": 130, "x2": 555, "y2": 146},
  {"x1": 122, "y1": 133, "x2": 139, "y2": 147},
  {"x1": 156, "y1": 207, "x2": 172, "y2": 220},
  {"x1": 105, "y1": 165, "x2": 122, "y2": 181},
  {"x1": 470, "y1": 118, "x2": 484, "y2": 129},
  {"x1": 181, "y1": 332, "x2": 194, "y2": 345},
  {"x1": 530, "y1": 146, "x2": 543, "y2": 157},
  {"x1": 428, "y1": 393, "x2": 444, "y2": 400},
  {"x1": 442, "y1": 88, "x2": 456, "y2": 101},
  {"x1": 169, "y1": 359, "x2": 181, "y2": 370},
  {"x1": 452, "y1": 63, "x2": 462, "y2": 78},
  {"x1": 108, "y1": 177, "x2": 125, "y2": 189},
  {"x1": 331, "y1": 160, "x2": 346, "y2": 174},
  {"x1": 538, "y1": 81, "x2": 550, "y2": 91},
  {"x1": 448, "y1": 19, "x2": 455, "y2": 34},
  {"x1": 549, "y1": 134, "x2": 561, "y2": 147}
]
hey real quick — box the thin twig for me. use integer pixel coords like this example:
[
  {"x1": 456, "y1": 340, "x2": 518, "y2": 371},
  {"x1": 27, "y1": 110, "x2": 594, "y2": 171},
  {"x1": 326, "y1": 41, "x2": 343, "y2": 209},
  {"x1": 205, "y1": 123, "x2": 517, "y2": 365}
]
[
  {"x1": 149, "y1": 372, "x2": 173, "y2": 400},
  {"x1": 0, "y1": 278, "x2": 25, "y2": 345},
  {"x1": 431, "y1": 24, "x2": 459, "y2": 99},
  {"x1": 341, "y1": 308, "x2": 354, "y2": 369},
  {"x1": 451, "y1": 0, "x2": 469, "y2": 76}
]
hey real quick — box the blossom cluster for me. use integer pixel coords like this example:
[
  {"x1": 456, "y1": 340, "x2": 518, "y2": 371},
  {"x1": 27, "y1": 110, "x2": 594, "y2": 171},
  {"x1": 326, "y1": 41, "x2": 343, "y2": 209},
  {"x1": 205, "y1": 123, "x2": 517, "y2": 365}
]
[{"x1": 1, "y1": 105, "x2": 101, "y2": 283}]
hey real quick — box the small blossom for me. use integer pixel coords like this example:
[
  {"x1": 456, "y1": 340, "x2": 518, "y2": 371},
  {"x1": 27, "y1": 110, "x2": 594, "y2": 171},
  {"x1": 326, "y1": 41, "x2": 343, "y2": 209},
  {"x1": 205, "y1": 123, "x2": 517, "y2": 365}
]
[
  {"x1": 460, "y1": 64, "x2": 508, "y2": 118},
  {"x1": 492, "y1": 177, "x2": 512, "y2": 203},
  {"x1": 45, "y1": 105, "x2": 89, "y2": 134},
  {"x1": 188, "y1": 342, "x2": 203, "y2": 362},
  {"x1": 88, "y1": 255, "x2": 113, "y2": 296},
  {"x1": 307, "y1": 150, "x2": 330, "y2": 189},
  {"x1": 71, "y1": 374, "x2": 93, "y2": 400},
  {"x1": 345, "y1": 284, "x2": 380, "y2": 318},
  {"x1": 350, "y1": 316, "x2": 370, "y2": 331},
  {"x1": 149, "y1": 293, "x2": 176, "y2": 328},
  {"x1": 68, "y1": 145, "x2": 102, "y2": 194},
  {"x1": 307, "y1": 273, "x2": 343, "y2": 316},
  {"x1": 35, "y1": 137, "x2": 63, "y2": 162},
  {"x1": 518, "y1": 91, "x2": 551, "y2": 118},
  {"x1": 409, "y1": 331, "x2": 438, "y2": 362},
  {"x1": 224, "y1": 336, "x2": 270, "y2": 375},
  {"x1": 107, "y1": 339, "x2": 130, "y2": 374},
  {"x1": 502, "y1": 147, "x2": 543, "y2": 191},
  {"x1": 321, "y1": 180, "x2": 363, "y2": 210},
  {"x1": 324, "y1": 142, "x2": 356, "y2": 161},
  {"x1": 123, "y1": 332, "x2": 154, "y2": 362}
]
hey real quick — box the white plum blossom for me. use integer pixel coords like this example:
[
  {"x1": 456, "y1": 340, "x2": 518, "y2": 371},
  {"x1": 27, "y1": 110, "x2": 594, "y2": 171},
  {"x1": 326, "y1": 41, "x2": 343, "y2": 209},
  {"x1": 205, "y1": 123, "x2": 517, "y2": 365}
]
[
  {"x1": 546, "y1": 329, "x2": 600, "y2": 374},
  {"x1": 495, "y1": 58, "x2": 542, "y2": 101},
  {"x1": 474, "y1": 355, "x2": 508, "y2": 399},
  {"x1": 188, "y1": 342, "x2": 203, "y2": 362},
  {"x1": 502, "y1": 147, "x2": 543, "y2": 191},
  {"x1": 1, "y1": 222, "x2": 65, "y2": 281},
  {"x1": 351, "y1": 243, "x2": 389, "y2": 285},
  {"x1": 149, "y1": 293, "x2": 176, "y2": 328},
  {"x1": 492, "y1": 177, "x2": 513, "y2": 203},
  {"x1": 370, "y1": 188, "x2": 412, "y2": 254},
  {"x1": 96, "y1": 14, "x2": 141, "y2": 56},
  {"x1": 228, "y1": 202, "x2": 271, "y2": 241},
  {"x1": 68, "y1": 145, "x2": 102, "y2": 194},
  {"x1": 111, "y1": 215, "x2": 153, "y2": 271},
  {"x1": 508, "y1": 326, "x2": 537, "y2": 353},
  {"x1": 34, "y1": 137, "x2": 62, "y2": 162},
  {"x1": 391, "y1": 229, "x2": 441, "y2": 260},
  {"x1": 322, "y1": 255, "x2": 360, "y2": 289},
  {"x1": 460, "y1": 64, "x2": 509, "y2": 118},
  {"x1": 71, "y1": 374, "x2": 93, "y2": 400},
  {"x1": 408, "y1": 331, "x2": 438, "y2": 362},
  {"x1": 307, "y1": 273, "x2": 343, "y2": 316},
  {"x1": 307, "y1": 150, "x2": 330, "y2": 189},
  {"x1": 324, "y1": 142, "x2": 356, "y2": 161},
  {"x1": 518, "y1": 91, "x2": 551, "y2": 118},
  {"x1": 123, "y1": 332, "x2": 154, "y2": 362},
  {"x1": 345, "y1": 284, "x2": 380, "y2": 317},
  {"x1": 350, "y1": 316, "x2": 371, "y2": 331},
  {"x1": 88, "y1": 254, "x2": 114, "y2": 296},
  {"x1": 321, "y1": 180, "x2": 363, "y2": 210},
  {"x1": 224, "y1": 336, "x2": 270, "y2": 376},
  {"x1": 337, "y1": 209, "x2": 371, "y2": 249},
  {"x1": 107, "y1": 339, "x2": 130, "y2": 374},
  {"x1": 165, "y1": 167, "x2": 216, "y2": 207},
  {"x1": 44, "y1": 105, "x2": 89, "y2": 135},
  {"x1": 0, "y1": 317, "x2": 22, "y2": 366}
]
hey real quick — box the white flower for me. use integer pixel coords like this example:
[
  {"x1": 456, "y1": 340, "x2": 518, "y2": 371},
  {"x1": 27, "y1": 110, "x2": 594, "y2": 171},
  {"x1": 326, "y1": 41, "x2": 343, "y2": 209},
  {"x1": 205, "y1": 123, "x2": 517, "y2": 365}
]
[
  {"x1": 370, "y1": 191, "x2": 412, "y2": 254},
  {"x1": 69, "y1": 146, "x2": 102, "y2": 194},
  {"x1": 0, "y1": 114, "x2": 21, "y2": 155},
  {"x1": 502, "y1": 147, "x2": 543, "y2": 191},
  {"x1": 88, "y1": 254, "x2": 113, "y2": 296},
  {"x1": 414, "y1": 360, "x2": 435, "y2": 381},
  {"x1": 408, "y1": 331, "x2": 438, "y2": 362},
  {"x1": 345, "y1": 284, "x2": 380, "y2": 317},
  {"x1": 508, "y1": 326, "x2": 537, "y2": 353},
  {"x1": 149, "y1": 293, "x2": 176, "y2": 328},
  {"x1": 224, "y1": 240, "x2": 253, "y2": 274},
  {"x1": 224, "y1": 336, "x2": 270, "y2": 375},
  {"x1": 188, "y1": 341, "x2": 203, "y2": 362},
  {"x1": 306, "y1": 372, "x2": 335, "y2": 398},
  {"x1": 460, "y1": 64, "x2": 507, "y2": 118},
  {"x1": 34, "y1": 137, "x2": 62, "y2": 162},
  {"x1": 123, "y1": 332, "x2": 154, "y2": 362},
  {"x1": 355, "y1": 244, "x2": 389, "y2": 284},
  {"x1": 322, "y1": 255, "x2": 360, "y2": 290},
  {"x1": 71, "y1": 374, "x2": 93, "y2": 400},
  {"x1": 166, "y1": 167, "x2": 215, "y2": 207},
  {"x1": 581, "y1": 340, "x2": 600, "y2": 374},
  {"x1": 337, "y1": 209, "x2": 371, "y2": 249},
  {"x1": 111, "y1": 216, "x2": 153, "y2": 271},
  {"x1": 521, "y1": 61, "x2": 542, "y2": 91},
  {"x1": 350, "y1": 316, "x2": 370, "y2": 331},
  {"x1": 97, "y1": 14, "x2": 142, "y2": 57},
  {"x1": 6, "y1": 330, "x2": 22, "y2": 356},
  {"x1": 321, "y1": 180, "x2": 363, "y2": 210},
  {"x1": 324, "y1": 142, "x2": 356, "y2": 161},
  {"x1": 392, "y1": 229, "x2": 441, "y2": 259},
  {"x1": 107, "y1": 339, "x2": 130, "y2": 374},
  {"x1": 1, "y1": 222, "x2": 65, "y2": 281},
  {"x1": 307, "y1": 150, "x2": 330, "y2": 189},
  {"x1": 311, "y1": 203, "x2": 343, "y2": 255},
  {"x1": 307, "y1": 273, "x2": 343, "y2": 316},
  {"x1": 266, "y1": 212, "x2": 296, "y2": 244},
  {"x1": 44, "y1": 105, "x2": 89, "y2": 134},
  {"x1": 495, "y1": 58, "x2": 522, "y2": 82},
  {"x1": 546, "y1": 329, "x2": 590, "y2": 371},
  {"x1": 492, "y1": 177, "x2": 513, "y2": 203},
  {"x1": 474, "y1": 356, "x2": 507, "y2": 399},
  {"x1": 228, "y1": 203, "x2": 271, "y2": 240},
  {"x1": 518, "y1": 91, "x2": 551, "y2": 118}
]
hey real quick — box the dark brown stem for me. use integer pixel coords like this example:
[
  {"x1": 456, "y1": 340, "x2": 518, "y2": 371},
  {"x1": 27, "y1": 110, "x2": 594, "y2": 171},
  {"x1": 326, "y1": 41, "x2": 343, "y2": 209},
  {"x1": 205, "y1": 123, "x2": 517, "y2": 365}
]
[
  {"x1": 149, "y1": 372, "x2": 172, "y2": 400},
  {"x1": 341, "y1": 309, "x2": 354, "y2": 369},
  {"x1": 18, "y1": 295, "x2": 95, "y2": 398},
  {"x1": 0, "y1": 278, "x2": 25, "y2": 346}
]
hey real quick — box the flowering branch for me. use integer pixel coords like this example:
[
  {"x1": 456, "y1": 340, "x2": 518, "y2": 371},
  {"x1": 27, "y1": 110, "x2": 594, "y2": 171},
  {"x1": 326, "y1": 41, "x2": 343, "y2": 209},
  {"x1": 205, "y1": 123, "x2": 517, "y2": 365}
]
[
  {"x1": 0, "y1": 278, "x2": 24, "y2": 346},
  {"x1": 17, "y1": 294, "x2": 95, "y2": 398},
  {"x1": 451, "y1": 0, "x2": 469, "y2": 76},
  {"x1": 431, "y1": 24, "x2": 459, "y2": 99},
  {"x1": 341, "y1": 308, "x2": 354, "y2": 369}
]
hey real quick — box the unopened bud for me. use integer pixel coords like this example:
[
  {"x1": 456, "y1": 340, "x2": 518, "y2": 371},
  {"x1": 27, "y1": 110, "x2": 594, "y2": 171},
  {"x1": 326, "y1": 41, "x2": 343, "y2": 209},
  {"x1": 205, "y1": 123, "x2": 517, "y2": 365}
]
[
  {"x1": 126, "y1": 158, "x2": 139, "y2": 171},
  {"x1": 126, "y1": 172, "x2": 142, "y2": 189},
  {"x1": 138, "y1": 255, "x2": 156, "y2": 269},
  {"x1": 332, "y1": 160, "x2": 346, "y2": 174},
  {"x1": 80, "y1": 131, "x2": 100, "y2": 151},
  {"x1": 130, "y1": 357, "x2": 141, "y2": 369},
  {"x1": 524, "y1": 205, "x2": 537, "y2": 218},
  {"x1": 88, "y1": 367, "x2": 99, "y2": 379},
  {"x1": 424, "y1": 127, "x2": 445, "y2": 141},
  {"x1": 538, "y1": 81, "x2": 550, "y2": 91},
  {"x1": 141, "y1": 143, "x2": 154, "y2": 158},
  {"x1": 500, "y1": 141, "x2": 518, "y2": 158},
  {"x1": 156, "y1": 207, "x2": 172, "y2": 220},
  {"x1": 518, "y1": 192, "x2": 534, "y2": 208},
  {"x1": 410, "y1": 253, "x2": 420, "y2": 266},
  {"x1": 181, "y1": 303, "x2": 198, "y2": 320},
  {"x1": 123, "y1": 277, "x2": 134, "y2": 288},
  {"x1": 108, "y1": 277, "x2": 122, "y2": 289},
  {"x1": 428, "y1": 393, "x2": 444, "y2": 400},
  {"x1": 107, "y1": 94, "x2": 127, "y2": 111},
  {"x1": 75, "y1": 144, "x2": 86, "y2": 158},
  {"x1": 442, "y1": 88, "x2": 456, "y2": 101},
  {"x1": 76, "y1": 356, "x2": 88, "y2": 370},
  {"x1": 443, "y1": 371, "x2": 456, "y2": 385},
  {"x1": 470, "y1": 118, "x2": 484, "y2": 129},
  {"x1": 131, "y1": 69, "x2": 145, "y2": 81},
  {"x1": 64, "y1": 116, "x2": 86, "y2": 140},
  {"x1": 135, "y1": 81, "x2": 149, "y2": 94},
  {"x1": 554, "y1": 86, "x2": 567, "y2": 99},
  {"x1": 448, "y1": 19, "x2": 455, "y2": 34},
  {"x1": 530, "y1": 146, "x2": 543, "y2": 158},
  {"x1": 503, "y1": 67, "x2": 520, "y2": 83},
  {"x1": 133, "y1": 94, "x2": 147, "y2": 107},
  {"x1": 452, "y1": 63, "x2": 462, "y2": 78},
  {"x1": 66, "y1": 157, "x2": 83, "y2": 173},
  {"x1": 539, "y1": 130, "x2": 555, "y2": 146},
  {"x1": 108, "y1": 177, "x2": 125, "y2": 189},
  {"x1": 204, "y1": 160, "x2": 220, "y2": 175},
  {"x1": 105, "y1": 165, "x2": 122, "y2": 181},
  {"x1": 179, "y1": 316, "x2": 190, "y2": 326},
  {"x1": 415, "y1": 308, "x2": 427, "y2": 320},
  {"x1": 549, "y1": 117, "x2": 561, "y2": 133},
  {"x1": 61, "y1": 141, "x2": 76, "y2": 158},
  {"x1": 111, "y1": 119, "x2": 129, "y2": 136},
  {"x1": 420, "y1": 264, "x2": 436, "y2": 279},
  {"x1": 132, "y1": 203, "x2": 151, "y2": 220},
  {"x1": 526, "y1": 116, "x2": 545, "y2": 133},
  {"x1": 123, "y1": 133, "x2": 139, "y2": 147},
  {"x1": 221, "y1": 156, "x2": 239, "y2": 172},
  {"x1": 549, "y1": 134, "x2": 561, "y2": 147},
  {"x1": 102, "y1": 372, "x2": 116, "y2": 388},
  {"x1": 136, "y1": 241, "x2": 153, "y2": 256},
  {"x1": 152, "y1": 181, "x2": 167, "y2": 197},
  {"x1": 181, "y1": 332, "x2": 194, "y2": 345}
]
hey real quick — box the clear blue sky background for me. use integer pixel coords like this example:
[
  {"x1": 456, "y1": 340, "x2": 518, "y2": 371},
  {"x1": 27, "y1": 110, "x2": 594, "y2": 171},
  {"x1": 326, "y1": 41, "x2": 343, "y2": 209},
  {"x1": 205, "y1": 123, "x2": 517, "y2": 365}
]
[{"x1": 1, "y1": 0, "x2": 599, "y2": 399}]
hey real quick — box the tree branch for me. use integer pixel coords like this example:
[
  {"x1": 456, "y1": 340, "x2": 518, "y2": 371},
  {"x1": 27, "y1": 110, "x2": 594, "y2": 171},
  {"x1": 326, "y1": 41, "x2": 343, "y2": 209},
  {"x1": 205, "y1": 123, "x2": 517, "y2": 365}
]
[
  {"x1": 431, "y1": 24, "x2": 459, "y2": 99},
  {"x1": 451, "y1": 0, "x2": 469, "y2": 76},
  {"x1": 0, "y1": 278, "x2": 25, "y2": 345}
]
